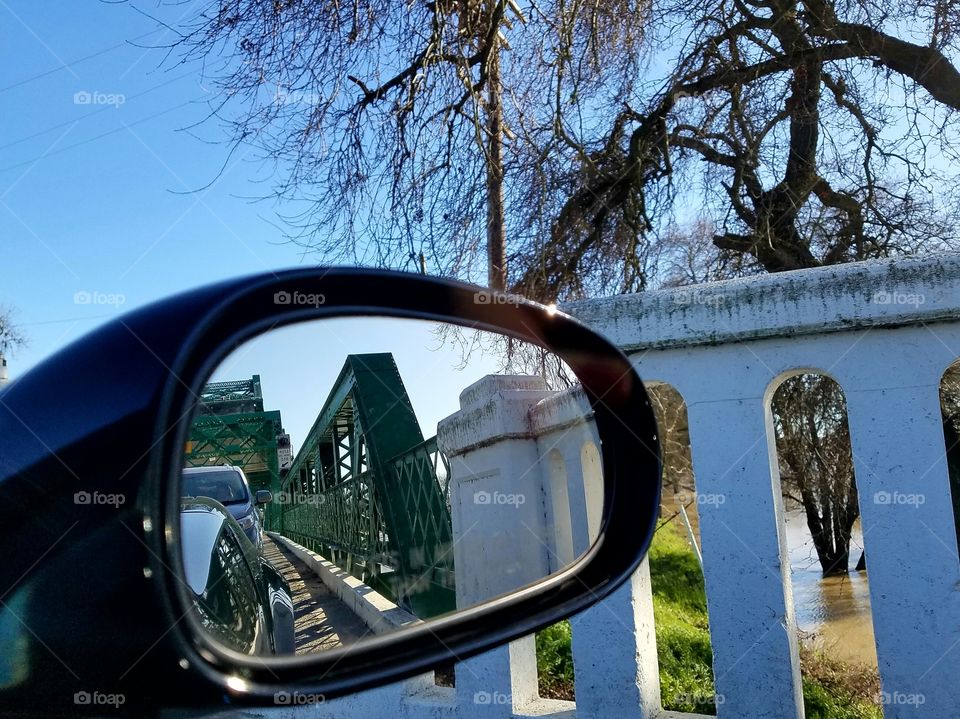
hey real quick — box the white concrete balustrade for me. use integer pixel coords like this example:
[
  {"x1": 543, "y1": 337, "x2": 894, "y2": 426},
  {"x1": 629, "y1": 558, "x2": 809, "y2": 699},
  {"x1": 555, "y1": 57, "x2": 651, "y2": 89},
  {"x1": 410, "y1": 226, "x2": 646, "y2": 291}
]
[{"x1": 276, "y1": 254, "x2": 960, "y2": 719}]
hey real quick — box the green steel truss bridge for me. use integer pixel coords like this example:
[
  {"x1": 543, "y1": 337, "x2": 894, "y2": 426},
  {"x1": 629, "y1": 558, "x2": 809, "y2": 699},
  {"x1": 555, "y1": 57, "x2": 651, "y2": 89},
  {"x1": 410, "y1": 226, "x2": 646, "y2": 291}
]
[
  {"x1": 278, "y1": 354, "x2": 455, "y2": 618},
  {"x1": 185, "y1": 357, "x2": 456, "y2": 619},
  {"x1": 184, "y1": 375, "x2": 290, "y2": 527}
]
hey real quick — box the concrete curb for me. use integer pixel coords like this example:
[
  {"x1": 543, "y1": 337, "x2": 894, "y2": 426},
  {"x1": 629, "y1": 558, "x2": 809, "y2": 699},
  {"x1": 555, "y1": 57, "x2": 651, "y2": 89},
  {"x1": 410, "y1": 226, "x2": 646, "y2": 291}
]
[{"x1": 267, "y1": 532, "x2": 421, "y2": 635}]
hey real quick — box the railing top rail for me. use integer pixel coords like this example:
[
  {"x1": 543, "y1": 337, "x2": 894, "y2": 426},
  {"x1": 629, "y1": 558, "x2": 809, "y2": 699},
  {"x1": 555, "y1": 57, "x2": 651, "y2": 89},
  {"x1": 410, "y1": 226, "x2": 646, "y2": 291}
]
[
  {"x1": 564, "y1": 252, "x2": 960, "y2": 352},
  {"x1": 281, "y1": 468, "x2": 373, "y2": 502},
  {"x1": 385, "y1": 435, "x2": 439, "y2": 466}
]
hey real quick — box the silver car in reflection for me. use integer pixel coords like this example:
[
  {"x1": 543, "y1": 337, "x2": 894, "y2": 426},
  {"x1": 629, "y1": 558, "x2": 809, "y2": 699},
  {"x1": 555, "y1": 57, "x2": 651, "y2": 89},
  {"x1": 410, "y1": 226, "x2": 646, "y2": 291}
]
[{"x1": 181, "y1": 497, "x2": 295, "y2": 655}]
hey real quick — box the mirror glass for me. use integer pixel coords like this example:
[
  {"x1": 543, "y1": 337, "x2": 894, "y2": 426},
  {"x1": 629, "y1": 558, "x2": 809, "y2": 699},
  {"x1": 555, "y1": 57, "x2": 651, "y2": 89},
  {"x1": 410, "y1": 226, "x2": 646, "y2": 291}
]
[{"x1": 176, "y1": 317, "x2": 603, "y2": 657}]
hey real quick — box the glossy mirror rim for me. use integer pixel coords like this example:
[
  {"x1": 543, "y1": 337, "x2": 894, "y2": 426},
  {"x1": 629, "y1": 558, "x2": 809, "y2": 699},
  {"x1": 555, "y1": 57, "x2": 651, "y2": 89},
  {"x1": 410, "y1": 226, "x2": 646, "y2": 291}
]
[{"x1": 153, "y1": 268, "x2": 661, "y2": 703}]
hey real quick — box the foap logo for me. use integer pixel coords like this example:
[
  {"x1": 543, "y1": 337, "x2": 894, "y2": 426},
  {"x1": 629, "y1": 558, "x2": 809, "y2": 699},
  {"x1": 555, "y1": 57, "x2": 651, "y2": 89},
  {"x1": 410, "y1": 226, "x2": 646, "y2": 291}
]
[
  {"x1": 473, "y1": 490, "x2": 526, "y2": 508},
  {"x1": 473, "y1": 291, "x2": 521, "y2": 306},
  {"x1": 678, "y1": 491, "x2": 726, "y2": 507},
  {"x1": 674, "y1": 691, "x2": 726, "y2": 707},
  {"x1": 273, "y1": 691, "x2": 325, "y2": 705},
  {"x1": 74, "y1": 290, "x2": 126, "y2": 308},
  {"x1": 274, "y1": 491, "x2": 324, "y2": 506},
  {"x1": 74, "y1": 691, "x2": 126, "y2": 708},
  {"x1": 872, "y1": 290, "x2": 925, "y2": 307},
  {"x1": 873, "y1": 490, "x2": 925, "y2": 507},
  {"x1": 877, "y1": 691, "x2": 925, "y2": 707},
  {"x1": 273, "y1": 290, "x2": 326, "y2": 307},
  {"x1": 74, "y1": 490, "x2": 126, "y2": 508},
  {"x1": 73, "y1": 90, "x2": 125, "y2": 108},
  {"x1": 274, "y1": 87, "x2": 324, "y2": 106},
  {"x1": 673, "y1": 289, "x2": 727, "y2": 307},
  {"x1": 473, "y1": 690, "x2": 510, "y2": 705}
]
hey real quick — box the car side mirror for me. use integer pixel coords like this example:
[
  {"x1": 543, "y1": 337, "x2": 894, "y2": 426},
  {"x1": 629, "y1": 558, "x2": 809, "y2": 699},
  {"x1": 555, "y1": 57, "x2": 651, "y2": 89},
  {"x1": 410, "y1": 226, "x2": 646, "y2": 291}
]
[
  {"x1": 255, "y1": 489, "x2": 272, "y2": 506},
  {"x1": 0, "y1": 268, "x2": 660, "y2": 713}
]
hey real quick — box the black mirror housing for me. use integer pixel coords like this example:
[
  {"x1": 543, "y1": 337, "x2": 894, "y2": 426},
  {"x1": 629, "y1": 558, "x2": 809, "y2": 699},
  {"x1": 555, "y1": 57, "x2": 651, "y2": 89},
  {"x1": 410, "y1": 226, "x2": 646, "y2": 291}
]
[{"x1": 0, "y1": 268, "x2": 660, "y2": 713}]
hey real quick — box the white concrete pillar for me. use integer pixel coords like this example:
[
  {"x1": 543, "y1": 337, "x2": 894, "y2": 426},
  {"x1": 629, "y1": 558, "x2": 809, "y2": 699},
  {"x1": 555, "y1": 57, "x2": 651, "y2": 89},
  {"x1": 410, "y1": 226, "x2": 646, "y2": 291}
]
[
  {"x1": 570, "y1": 557, "x2": 661, "y2": 719},
  {"x1": 837, "y1": 329, "x2": 960, "y2": 716},
  {"x1": 438, "y1": 375, "x2": 556, "y2": 714},
  {"x1": 454, "y1": 640, "x2": 539, "y2": 717},
  {"x1": 684, "y1": 371, "x2": 803, "y2": 719},
  {"x1": 529, "y1": 388, "x2": 601, "y2": 561},
  {"x1": 438, "y1": 375, "x2": 555, "y2": 604},
  {"x1": 545, "y1": 449, "x2": 575, "y2": 569}
]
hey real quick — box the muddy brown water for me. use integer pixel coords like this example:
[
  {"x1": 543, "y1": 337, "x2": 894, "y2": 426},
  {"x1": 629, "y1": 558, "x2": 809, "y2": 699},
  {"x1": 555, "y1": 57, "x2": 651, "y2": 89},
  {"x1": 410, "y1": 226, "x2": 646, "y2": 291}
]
[
  {"x1": 784, "y1": 510, "x2": 876, "y2": 668},
  {"x1": 664, "y1": 496, "x2": 877, "y2": 669}
]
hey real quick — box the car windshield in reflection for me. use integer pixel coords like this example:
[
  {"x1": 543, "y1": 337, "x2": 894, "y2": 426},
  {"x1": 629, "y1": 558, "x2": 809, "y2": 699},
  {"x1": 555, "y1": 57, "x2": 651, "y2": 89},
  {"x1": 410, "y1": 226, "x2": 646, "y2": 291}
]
[{"x1": 183, "y1": 466, "x2": 250, "y2": 505}]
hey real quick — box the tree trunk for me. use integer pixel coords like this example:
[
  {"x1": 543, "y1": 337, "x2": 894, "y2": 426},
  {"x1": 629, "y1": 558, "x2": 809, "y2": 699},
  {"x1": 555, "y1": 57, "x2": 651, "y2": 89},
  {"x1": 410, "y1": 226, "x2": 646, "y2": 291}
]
[
  {"x1": 798, "y1": 486, "x2": 852, "y2": 576},
  {"x1": 485, "y1": 35, "x2": 507, "y2": 291},
  {"x1": 821, "y1": 549, "x2": 849, "y2": 576}
]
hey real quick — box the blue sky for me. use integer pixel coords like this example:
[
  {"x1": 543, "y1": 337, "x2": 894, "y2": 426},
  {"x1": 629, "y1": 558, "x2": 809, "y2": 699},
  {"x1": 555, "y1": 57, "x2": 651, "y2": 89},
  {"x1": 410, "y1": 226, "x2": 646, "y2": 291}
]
[
  {"x1": 0, "y1": 1, "x2": 513, "y2": 449},
  {"x1": 212, "y1": 318, "x2": 506, "y2": 453},
  {"x1": 0, "y1": 1, "x2": 312, "y2": 377}
]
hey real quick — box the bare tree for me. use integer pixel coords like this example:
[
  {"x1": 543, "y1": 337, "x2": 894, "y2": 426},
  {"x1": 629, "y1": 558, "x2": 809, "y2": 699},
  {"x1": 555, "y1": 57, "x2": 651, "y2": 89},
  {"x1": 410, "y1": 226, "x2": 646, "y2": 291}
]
[
  {"x1": 170, "y1": 0, "x2": 648, "y2": 291},
  {"x1": 653, "y1": 219, "x2": 764, "y2": 287},
  {"x1": 773, "y1": 373, "x2": 858, "y2": 576},
  {"x1": 0, "y1": 306, "x2": 25, "y2": 356},
  {"x1": 166, "y1": 2, "x2": 960, "y2": 574},
  {"x1": 539, "y1": 0, "x2": 960, "y2": 298},
  {"x1": 940, "y1": 361, "x2": 960, "y2": 553},
  {"x1": 168, "y1": 1, "x2": 960, "y2": 301},
  {"x1": 647, "y1": 383, "x2": 694, "y2": 496}
]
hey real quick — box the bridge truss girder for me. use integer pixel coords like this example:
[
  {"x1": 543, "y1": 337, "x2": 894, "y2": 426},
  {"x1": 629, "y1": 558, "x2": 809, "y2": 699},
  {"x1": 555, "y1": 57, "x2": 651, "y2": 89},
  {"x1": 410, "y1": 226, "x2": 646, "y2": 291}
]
[{"x1": 280, "y1": 353, "x2": 454, "y2": 618}]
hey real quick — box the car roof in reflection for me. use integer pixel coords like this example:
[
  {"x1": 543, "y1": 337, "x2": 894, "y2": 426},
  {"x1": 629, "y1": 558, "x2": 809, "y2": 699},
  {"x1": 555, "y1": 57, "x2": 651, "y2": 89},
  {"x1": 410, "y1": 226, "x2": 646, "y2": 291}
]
[{"x1": 180, "y1": 498, "x2": 229, "y2": 595}]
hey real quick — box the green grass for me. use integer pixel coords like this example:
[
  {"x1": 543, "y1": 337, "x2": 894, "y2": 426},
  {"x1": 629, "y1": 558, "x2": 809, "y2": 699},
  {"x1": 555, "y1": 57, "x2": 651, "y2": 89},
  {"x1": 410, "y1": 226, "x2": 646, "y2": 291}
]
[
  {"x1": 648, "y1": 523, "x2": 717, "y2": 712},
  {"x1": 534, "y1": 522, "x2": 882, "y2": 718},
  {"x1": 535, "y1": 620, "x2": 574, "y2": 699}
]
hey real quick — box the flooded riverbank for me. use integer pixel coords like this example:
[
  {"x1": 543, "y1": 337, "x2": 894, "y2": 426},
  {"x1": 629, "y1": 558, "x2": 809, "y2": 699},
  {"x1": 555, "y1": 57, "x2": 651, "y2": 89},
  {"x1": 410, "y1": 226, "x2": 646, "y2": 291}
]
[
  {"x1": 785, "y1": 509, "x2": 876, "y2": 667},
  {"x1": 663, "y1": 496, "x2": 877, "y2": 669}
]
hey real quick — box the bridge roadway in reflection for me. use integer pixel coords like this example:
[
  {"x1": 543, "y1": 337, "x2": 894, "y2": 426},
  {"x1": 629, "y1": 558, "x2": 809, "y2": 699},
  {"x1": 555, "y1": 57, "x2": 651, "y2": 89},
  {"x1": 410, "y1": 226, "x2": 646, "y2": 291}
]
[{"x1": 262, "y1": 537, "x2": 373, "y2": 653}]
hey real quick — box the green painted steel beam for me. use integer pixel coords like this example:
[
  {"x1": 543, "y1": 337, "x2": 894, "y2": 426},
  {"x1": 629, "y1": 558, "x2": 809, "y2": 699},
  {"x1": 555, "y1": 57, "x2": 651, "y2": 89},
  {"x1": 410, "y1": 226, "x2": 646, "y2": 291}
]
[
  {"x1": 283, "y1": 369, "x2": 356, "y2": 487},
  {"x1": 185, "y1": 377, "x2": 286, "y2": 528},
  {"x1": 279, "y1": 354, "x2": 455, "y2": 617}
]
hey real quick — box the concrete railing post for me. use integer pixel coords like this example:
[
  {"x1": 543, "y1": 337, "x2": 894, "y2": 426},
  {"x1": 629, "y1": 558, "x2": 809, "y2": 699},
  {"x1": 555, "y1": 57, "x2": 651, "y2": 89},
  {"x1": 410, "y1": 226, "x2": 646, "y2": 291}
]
[
  {"x1": 566, "y1": 253, "x2": 960, "y2": 719},
  {"x1": 438, "y1": 375, "x2": 556, "y2": 715},
  {"x1": 685, "y1": 385, "x2": 804, "y2": 718},
  {"x1": 570, "y1": 557, "x2": 662, "y2": 718},
  {"x1": 835, "y1": 328, "x2": 960, "y2": 716}
]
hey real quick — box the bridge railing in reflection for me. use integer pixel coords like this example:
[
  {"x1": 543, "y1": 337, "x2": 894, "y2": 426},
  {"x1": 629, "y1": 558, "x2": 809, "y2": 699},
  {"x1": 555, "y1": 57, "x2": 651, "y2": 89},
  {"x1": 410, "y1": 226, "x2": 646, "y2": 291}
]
[
  {"x1": 279, "y1": 470, "x2": 391, "y2": 579},
  {"x1": 278, "y1": 435, "x2": 457, "y2": 617}
]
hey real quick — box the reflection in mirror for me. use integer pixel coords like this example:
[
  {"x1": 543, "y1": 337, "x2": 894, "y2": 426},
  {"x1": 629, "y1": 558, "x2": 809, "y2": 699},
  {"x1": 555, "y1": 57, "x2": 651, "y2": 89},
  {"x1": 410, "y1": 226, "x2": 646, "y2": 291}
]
[{"x1": 177, "y1": 317, "x2": 602, "y2": 657}]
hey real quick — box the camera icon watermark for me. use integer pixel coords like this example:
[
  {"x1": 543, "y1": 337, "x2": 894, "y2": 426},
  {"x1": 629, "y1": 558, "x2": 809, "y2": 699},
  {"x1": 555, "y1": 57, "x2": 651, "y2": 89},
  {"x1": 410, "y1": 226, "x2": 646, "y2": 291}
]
[
  {"x1": 274, "y1": 87, "x2": 323, "y2": 106},
  {"x1": 473, "y1": 291, "x2": 520, "y2": 306},
  {"x1": 872, "y1": 290, "x2": 925, "y2": 307},
  {"x1": 274, "y1": 491, "x2": 324, "y2": 506},
  {"x1": 73, "y1": 90, "x2": 125, "y2": 108},
  {"x1": 677, "y1": 491, "x2": 726, "y2": 507},
  {"x1": 74, "y1": 490, "x2": 126, "y2": 508},
  {"x1": 674, "y1": 289, "x2": 726, "y2": 307},
  {"x1": 873, "y1": 490, "x2": 925, "y2": 507},
  {"x1": 674, "y1": 690, "x2": 726, "y2": 707},
  {"x1": 273, "y1": 691, "x2": 325, "y2": 705},
  {"x1": 877, "y1": 690, "x2": 925, "y2": 706},
  {"x1": 273, "y1": 290, "x2": 326, "y2": 307},
  {"x1": 473, "y1": 690, "x2": 510, "y2": 705},
  {"x1": 74, "y1": 691, "x2": 125, "y2": 708},
  {"x1": 473, "y1": 490, "x2": 526, "y2": 508},
  {"x1": 74, "y1": 290, "x2": 126, "y2": 308}
]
